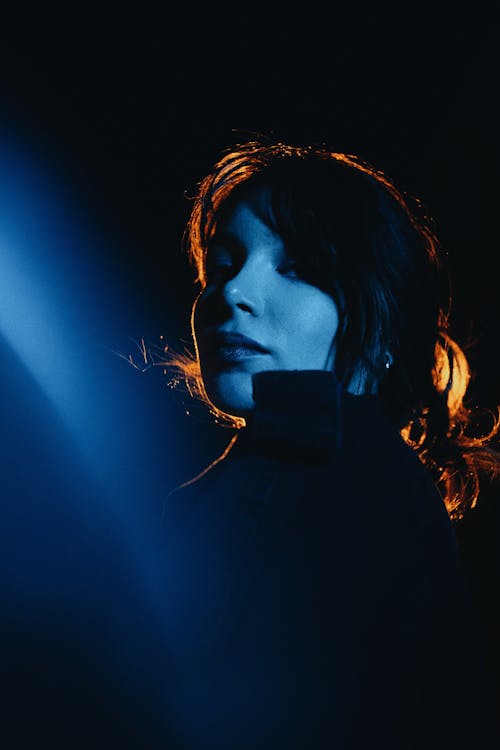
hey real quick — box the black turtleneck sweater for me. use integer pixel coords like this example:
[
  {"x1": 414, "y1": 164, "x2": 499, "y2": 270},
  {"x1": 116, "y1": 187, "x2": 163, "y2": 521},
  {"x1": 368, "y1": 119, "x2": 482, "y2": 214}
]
[{"x1": 158, "y1": 370, "x2": 497, "y2": 749}]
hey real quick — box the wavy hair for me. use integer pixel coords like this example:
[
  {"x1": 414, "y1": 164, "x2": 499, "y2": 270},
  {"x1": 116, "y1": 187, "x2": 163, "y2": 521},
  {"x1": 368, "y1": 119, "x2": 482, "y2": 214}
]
[{"x1": 161, "y1": 136, "x2": 500, "y2": 521}]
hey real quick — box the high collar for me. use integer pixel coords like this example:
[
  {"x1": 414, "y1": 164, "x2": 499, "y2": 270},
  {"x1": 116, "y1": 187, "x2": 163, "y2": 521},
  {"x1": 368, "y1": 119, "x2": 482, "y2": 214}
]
[{"x1": 234, "y1": 370, "x2": 344, "y2": 461}]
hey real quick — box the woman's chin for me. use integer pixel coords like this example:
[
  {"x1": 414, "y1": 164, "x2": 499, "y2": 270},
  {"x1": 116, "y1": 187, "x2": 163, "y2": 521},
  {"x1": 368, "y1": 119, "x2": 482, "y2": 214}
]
[{"x1": 204, "y1": 376, "x2": 255, "y2": 419}]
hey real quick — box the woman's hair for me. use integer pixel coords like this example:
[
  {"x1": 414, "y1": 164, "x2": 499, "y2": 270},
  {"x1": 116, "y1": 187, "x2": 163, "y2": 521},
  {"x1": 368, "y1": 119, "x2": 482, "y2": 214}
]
[{"x1": 162, "y1": 135, "x2": 500, "y2": 521}]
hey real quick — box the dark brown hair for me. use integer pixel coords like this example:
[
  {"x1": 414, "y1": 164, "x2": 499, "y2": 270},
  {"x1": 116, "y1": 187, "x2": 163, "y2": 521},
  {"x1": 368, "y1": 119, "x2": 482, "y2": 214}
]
[{"x1": 162, "y1": 136, "x2": 500, "y2": 521}]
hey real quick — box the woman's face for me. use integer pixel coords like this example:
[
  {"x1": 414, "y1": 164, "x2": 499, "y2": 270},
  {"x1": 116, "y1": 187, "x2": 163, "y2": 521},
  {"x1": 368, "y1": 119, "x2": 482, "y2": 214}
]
[{"x1": 192, "y1": 184, "x2": 340, "y2": 417}]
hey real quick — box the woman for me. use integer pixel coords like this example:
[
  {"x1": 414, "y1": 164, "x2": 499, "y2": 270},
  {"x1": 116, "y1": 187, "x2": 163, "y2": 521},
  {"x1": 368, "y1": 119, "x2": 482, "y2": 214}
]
[{"x1": 159, "y1": 137, "x2": 500, "y2": 748}]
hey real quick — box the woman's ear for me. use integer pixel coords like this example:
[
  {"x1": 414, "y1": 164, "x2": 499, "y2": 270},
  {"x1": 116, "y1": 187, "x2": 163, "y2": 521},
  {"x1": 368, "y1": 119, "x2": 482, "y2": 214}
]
[{"x1": 384, "y1": 352, "x2": 393, "y2": 369}]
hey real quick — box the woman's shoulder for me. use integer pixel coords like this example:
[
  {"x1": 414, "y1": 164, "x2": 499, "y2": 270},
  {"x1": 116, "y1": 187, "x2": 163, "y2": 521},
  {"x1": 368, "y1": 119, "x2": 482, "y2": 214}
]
[{"x1": 341, "y1": 390, "x2": 452, "y2": 527}]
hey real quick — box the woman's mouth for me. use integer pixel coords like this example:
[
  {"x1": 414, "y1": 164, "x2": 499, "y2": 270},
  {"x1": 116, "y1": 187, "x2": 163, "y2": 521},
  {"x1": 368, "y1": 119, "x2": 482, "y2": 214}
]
[
  {"x1": 199, "y1": 330, "x2": 270, "y2": 364},
  {"x1": 212, "y1": 344, "x2": 269, "y2": 363}
]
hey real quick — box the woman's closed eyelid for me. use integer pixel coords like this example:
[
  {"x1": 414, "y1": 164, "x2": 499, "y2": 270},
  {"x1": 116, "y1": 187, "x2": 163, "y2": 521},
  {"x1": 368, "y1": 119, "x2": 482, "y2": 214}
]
[
  {"x1": 207, "y1": 259, "x2": 298, "y2": 278},
  {"x1": 277, "y1": 258, "x2": 299, "y2": 276},
  {"x1": 207, "y1": 258, "x2": 233, "y2": 270},
  {"x1": 205, "y1": 245, "x2": 299, "y2": 278},
  {"x1": 205, "y1": 248, "x2": 233, "y2": 272}
]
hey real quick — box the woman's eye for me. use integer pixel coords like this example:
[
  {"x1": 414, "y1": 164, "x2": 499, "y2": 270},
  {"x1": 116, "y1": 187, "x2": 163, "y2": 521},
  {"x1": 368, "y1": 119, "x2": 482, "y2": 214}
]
[
  {"x1": 209, "y1": 262, "x2": 232, "y2": 271},
  {"x1": 278, "y1": 260, "x2": 300, "y2": 278},
  {"x1": 206, "y1": 259, "x2": 233, "y2": 277}
]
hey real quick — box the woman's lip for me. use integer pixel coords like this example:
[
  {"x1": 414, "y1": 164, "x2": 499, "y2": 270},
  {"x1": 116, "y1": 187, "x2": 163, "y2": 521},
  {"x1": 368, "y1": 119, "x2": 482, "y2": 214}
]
[
  {"x1": 202, "y1": 330, "x2": 269, "y2": 353},
  {"x1": 210, "y1": 344, "x2": 269, "y2": 362}
]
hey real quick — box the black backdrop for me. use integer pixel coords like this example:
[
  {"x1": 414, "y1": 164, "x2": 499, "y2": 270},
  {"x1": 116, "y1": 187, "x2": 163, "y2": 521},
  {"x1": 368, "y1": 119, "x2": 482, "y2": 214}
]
[{"x1": 1, "y1": 12, "x2": 499, "y2": 744}]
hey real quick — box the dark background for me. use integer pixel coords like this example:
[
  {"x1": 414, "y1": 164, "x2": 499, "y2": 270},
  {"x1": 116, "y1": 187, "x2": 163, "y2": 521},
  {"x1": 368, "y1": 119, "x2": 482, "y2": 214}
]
[{"x1": 0, "y1": 12, "x2": 499, "y2": 745}]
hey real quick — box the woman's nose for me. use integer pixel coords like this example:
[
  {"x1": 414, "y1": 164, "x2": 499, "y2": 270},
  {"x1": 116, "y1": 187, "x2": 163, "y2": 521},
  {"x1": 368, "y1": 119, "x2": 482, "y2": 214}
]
[{"x1": 221, "y1": 260, "x2": 264, "y2": 315}]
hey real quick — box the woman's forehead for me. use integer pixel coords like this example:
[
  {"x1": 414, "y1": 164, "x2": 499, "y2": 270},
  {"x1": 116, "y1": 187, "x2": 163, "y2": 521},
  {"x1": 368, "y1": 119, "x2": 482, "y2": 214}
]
[
  {"x1": 216, "y1": 181, "x2": 277, "y2": 234},
  {"x1": 212, "y1": 194, "x2": 284, "y2": 258}
]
